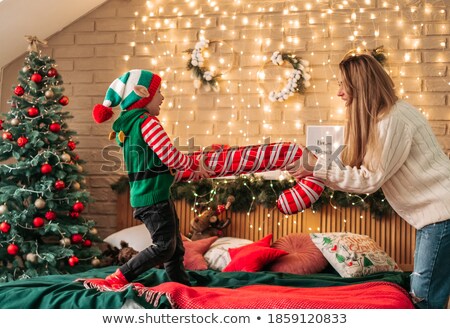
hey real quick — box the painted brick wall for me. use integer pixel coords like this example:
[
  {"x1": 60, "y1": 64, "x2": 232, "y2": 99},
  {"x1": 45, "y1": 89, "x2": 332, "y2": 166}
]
[{"x1": 1, "y1": 0, "x2": 449, "y2": 237}]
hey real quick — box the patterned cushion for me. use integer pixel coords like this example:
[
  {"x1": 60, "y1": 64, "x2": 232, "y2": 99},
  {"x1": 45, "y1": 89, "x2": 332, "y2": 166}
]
[
  {"x1": 310, "y1": 232, "x2": 402, "y2": 278},
  {"x1": 269, "y1": 233, "x2": 328, "y2": 275}
]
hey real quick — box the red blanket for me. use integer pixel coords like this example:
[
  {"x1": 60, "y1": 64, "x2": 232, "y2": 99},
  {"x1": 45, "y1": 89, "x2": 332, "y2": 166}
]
[{"x1": 135, "y1": 281, "x2": 414, "y2": 309}]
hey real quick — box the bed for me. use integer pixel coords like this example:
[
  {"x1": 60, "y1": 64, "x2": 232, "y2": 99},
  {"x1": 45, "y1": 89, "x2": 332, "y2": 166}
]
[{"x1": 0, "y1": 226, "x2": 415, "y2": 309}]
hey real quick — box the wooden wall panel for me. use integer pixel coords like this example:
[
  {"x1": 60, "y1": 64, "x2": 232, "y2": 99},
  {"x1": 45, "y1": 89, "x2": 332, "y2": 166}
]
[{"x1": 117, "y1": 193, "x2": 416, "y2": 271}]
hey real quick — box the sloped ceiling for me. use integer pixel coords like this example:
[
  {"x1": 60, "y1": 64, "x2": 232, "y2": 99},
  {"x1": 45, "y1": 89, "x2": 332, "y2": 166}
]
[{"x1": 0, "y1": 0, "x2": 108, "y2": 69}]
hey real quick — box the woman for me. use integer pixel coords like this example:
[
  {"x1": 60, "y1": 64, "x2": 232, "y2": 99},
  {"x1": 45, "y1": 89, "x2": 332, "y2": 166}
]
[{"x1": 288, "y1": 53, "x2": 450, "y2": 309}]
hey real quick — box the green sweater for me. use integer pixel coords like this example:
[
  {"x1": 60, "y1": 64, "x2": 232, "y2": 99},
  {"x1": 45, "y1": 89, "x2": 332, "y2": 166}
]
[{"x1": 112, "y1": 109, "x2": 174, "y2": 208}]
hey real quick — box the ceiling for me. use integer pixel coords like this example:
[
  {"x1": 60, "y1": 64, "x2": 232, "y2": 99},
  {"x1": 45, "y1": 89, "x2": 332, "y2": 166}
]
[{"x1": 0, "y1": 0, "x2": 108, "y2": 69}]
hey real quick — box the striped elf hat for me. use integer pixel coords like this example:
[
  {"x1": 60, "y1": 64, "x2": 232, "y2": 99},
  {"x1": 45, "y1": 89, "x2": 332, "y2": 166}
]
[{"x1": 92, "y1": 69, "x2": 161, "y2": 123}]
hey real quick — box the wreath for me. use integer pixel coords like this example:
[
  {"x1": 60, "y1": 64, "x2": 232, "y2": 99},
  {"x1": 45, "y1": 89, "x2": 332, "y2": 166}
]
[
  {"x1": 185, "y1": 40, "x2": 223, "y2": 92},
  {"x1": 265, "y1": 51, "x2": 311, "y2": 102}
]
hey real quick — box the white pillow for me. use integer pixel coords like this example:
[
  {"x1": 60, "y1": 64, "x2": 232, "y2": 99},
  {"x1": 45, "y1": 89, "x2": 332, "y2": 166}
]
[
  {"x1": 204, "y1": 237, "x2": 253, "y2": 271},
  {"x1": 103, "y1": 224, "x2": 152, "y2": 252}
]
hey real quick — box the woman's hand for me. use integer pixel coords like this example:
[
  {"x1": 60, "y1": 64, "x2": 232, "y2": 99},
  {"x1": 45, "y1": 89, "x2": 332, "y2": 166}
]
[{"x1": 285, "y1": 148, "x2": 318, "y2": 179}]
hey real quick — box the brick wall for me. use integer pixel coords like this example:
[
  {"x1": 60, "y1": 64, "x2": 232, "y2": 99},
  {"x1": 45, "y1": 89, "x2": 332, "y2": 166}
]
[{"x1": 1, "y1": 0, "x2": 449, "y2": 237}]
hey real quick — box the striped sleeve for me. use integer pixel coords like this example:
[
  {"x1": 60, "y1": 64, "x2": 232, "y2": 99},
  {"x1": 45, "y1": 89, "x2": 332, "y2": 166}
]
[{"x1": 141, "y1": 116, "x2": 196, "y2": 171}]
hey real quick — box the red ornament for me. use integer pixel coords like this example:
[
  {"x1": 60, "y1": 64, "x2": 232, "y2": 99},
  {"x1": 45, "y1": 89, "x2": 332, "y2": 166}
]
[
  {"x1": 72, "y1": 201, "x2": 85, "y2": 213},
  {"x1": 58, "y1": 96, "x2": 69, "y2": 106},
  {"x1": 68, "y1": 256, "x2": 79, "y2": 267},
  {"x1": 31, "y1": 73, "x2": 42, "y2": 83},
  {"x1": 40, "y1": 163, "x2": 52, "y2": 174},
  {"x1": 0, "y1": 222, "x2": 11, "y2": 233},
  {"x1": 49, "y1": 122, "x2": 61, "y2": 133},
  {"x1": 54, "y1": 180, "x2": 66, "y2": 190},
  {"x1": 45, "y1": 210, "x2": 57, "y2": 221},
  {"x1": 17, "y1": 136, "x2": 28, "y2": 147},
  {"x1": 33, "y1": 217, "x2": 45, "y2": 227},
  {"x1": 0, "y1": 119, "x2": 3, "y2": 130},
  {"x1": 47, "y1": 68, "x2": 58, "y2": 77},
  {"x1": 2, "y1": 131, "x2": 13, "y2": 140},
  {"x1": 67, "y1": 140, "x2": 76, "y2": 150},
  {"x1": 82, "y1": 239, "x2": 92, "y2": 247},
  {"x1": 71, "y1": 234, "x2": 83, "y2": 244},
  {"x1": 14, "y1": 85, "x2": 24, "y2": 96},
  {"x1": 69, "y1": 211, "x2": 79, "y2": 219},
  {"x1": 27, "y1": 106, "x2": 39, "y2": 117},
  {"x1": 7, "y1": 243, "x2": 19, "y2": 255}
]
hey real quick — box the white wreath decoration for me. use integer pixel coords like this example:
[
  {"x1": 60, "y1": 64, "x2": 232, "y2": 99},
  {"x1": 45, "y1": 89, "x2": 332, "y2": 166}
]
[
  {"x1": 267, "y1": 51, "x2": 311, "y2": 102},
  {"x1": 185, "y1": 39, "x2": 221, "y2": 92}
]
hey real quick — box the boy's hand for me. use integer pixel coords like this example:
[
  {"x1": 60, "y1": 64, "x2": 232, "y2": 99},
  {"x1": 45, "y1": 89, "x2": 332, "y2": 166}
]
[{"x1": 196, "y1": 153, "x2": 215, "y2": 179}]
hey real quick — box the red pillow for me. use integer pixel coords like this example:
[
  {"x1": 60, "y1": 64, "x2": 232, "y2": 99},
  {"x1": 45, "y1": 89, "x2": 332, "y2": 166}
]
[
  {"x1": 182, "y1": 236, "x2": 218, "y2": 271},
  {"x1": 228, "y1": 234, "x2": 273, "y2": 258},
  {"x1": 222, "y1": 245, "x2": 288, "y2": 272}
]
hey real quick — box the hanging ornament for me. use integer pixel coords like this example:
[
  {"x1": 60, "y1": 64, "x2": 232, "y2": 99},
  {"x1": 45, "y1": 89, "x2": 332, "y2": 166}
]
[
  {"x1": 34, "y1": 197, "x2": 46, "y2": 209},
  {"x1": 49, "y1": 122, "x2": 61, "y2": 133},
  {"x1": 69, "y1": 211, "x2": 79, "y2": 219},
  {"x1": 45, "y1": 210, "x2": 57, "y2": 221},
  {"x1": 26, "y1": 253, "x2": 38, "y2": 263},
  {"x1": 71, "y1": 234, "x2": 83, "y2": 244},
  {"x1": 2, "y1": 131, "x2": 13, "y2": 140},
  {"x1": 54, "y1": 180, "x2": 66, "y2": 190},
  {"x1": 67, "y1": 140, "x2": 76, "y2": 150},
  {"x1": 89, "y1": 227, "x2": 98, "y2": 235},
  {"x1": 40, "y1": 163, "x2": 52, "y2": 174},
  {"x1": 68, "y1": 256, "x2": 79, "y2": 267},
  {"x1": 82, "y1": 239, "x2": 92, "y2": 247},
  {"x1": 0, "y1": 204, "x2": 8, "y2": 215},
  {"x1": 14, "y1": 85, "x2": 25, "y2": 96},
  {"x1": 76, "y1": 164, "x2": 83, "y2": 173},
  {"x1": 0, "y1": 119, "x2": 3, "y2": 130},
  {"x1": 61, "y1": 153, "x2": 71, "y2": 162},
  {"x1": 22, "y1": 65, "x2": 30, "y2": 73},
  {"x1": 10, "y1": 118, "x2": 20, "y2": 126},
  {"x1": 7, "y1": 243, "x2": 19, "y2": 255},
  {"x1": 0, "y1": 221, "x2": 11, "y2": 233},
  {"x1": 47, "y1": 68, "x2": 58, "y2": 77},
  {"x1": 27, "y1": 106, "x2": 39, "y2": 117},
  {"x1": 72, "y1": 181, "x2": 81, "y2": 190},
  {"x1": 44, "y1": 89, "x2": 54, "y2": 99},
  {"x1": 17, "y1": 136, "x2": 28, "y2": 147},
  {"x1": 31, "y1": 73, "x2": 42, "y2": 83},
  {"x1": 72, "y1": 201, "x2": 85, "y2": 213},
  {"x1": 32, "y1": 217, "x2": 45, "y2": 227},
  {"x1": 58, "y1": 96, "x2": 69, "y2": 106},
  {"x1": 91, "y1": 257, "x2": 101, "y2": 267},
  {"x1": 60, "y1": 237, "x2": 71, "y2": 247}
]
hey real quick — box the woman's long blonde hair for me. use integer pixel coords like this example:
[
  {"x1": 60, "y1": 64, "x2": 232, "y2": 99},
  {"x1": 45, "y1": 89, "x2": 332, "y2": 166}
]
[{"x1": 339, "y1": 53, "x2": 398, "y2": 168}]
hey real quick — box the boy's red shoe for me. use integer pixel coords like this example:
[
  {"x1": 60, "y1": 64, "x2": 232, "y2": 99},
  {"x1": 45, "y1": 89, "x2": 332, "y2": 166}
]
[{"x1": 78, "y1": 268, "x2": 143, "y2": 292}]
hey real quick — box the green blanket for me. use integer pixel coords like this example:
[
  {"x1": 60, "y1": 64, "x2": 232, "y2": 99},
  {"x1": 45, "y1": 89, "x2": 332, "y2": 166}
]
[{"x1": 0, "y1": 266, "x2": 410, "y2": 309}]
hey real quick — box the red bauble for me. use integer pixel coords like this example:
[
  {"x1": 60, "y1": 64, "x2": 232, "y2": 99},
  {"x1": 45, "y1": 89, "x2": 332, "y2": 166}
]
[
  {"x1": 0, "y1": 222, "x2": 11, "y2": 233},
  {"x1": 14, "y1": 85, "x2": 24, "y2": 96},
  {"x1": 2, "y1": 131, "x2": 13, "y2": 140},
  {"x1": 7, "y1": 243, "x2": 19, "y2": 255},
  {"x1": 45, "y1": 210, "x2": 57, "y2": 221},
  {"x1": 17, "y1": 136, "x2": 28, "y2": 147},
  {"x1": 68, "y1": 256, "x2": 79, "y2": 267},
  {"x1": 49, "y1": 122, "x2": 61, "y2": 133},
  {"x1": 72, "y1": 201, "x2": 85, "y2": 213},
  {"x1": 31, "y1": 73, "x2": 42, "y2": 83},
  {"x1": 71, "y1": 234, "x2": 83, "y2": 244},
  {"x1": 33, "y1": 217, "x2": 45, "y2": 227},
  {"x1": 0, "y1": 119, "x2": 3, "y2": 130},
  {"x1": 67, "y1": 140, "x2": 76, "y2": 150},
  {"x1": 54, "y1": 180, "x2": 66, "y2": 190},
  {"x1": 27, "y1": 106, "x2": 39, "y2": 117},
  {"x1": 58, "y1": 96, "x2": 69, "y2": 106},
  {"x1": 40, "y1": 163, "x2": 52, "y2": 174},
  {"x1": 69, "y1": 211, "x2": 79, "y2": 219},
  {"x1": 82, "y1": 239, "x2": 92, "y2": 247},
  {"x1": 47, "y1": 68, "x2": 58, "y2": 77}
]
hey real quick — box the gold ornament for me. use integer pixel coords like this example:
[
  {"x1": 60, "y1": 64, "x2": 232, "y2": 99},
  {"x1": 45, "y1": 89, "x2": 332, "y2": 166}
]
[
  {"x1": 76, "y1": 164, "x2": 83, "y2": 173},
  {"x1": 34, "y1": 197, "x2": 46, "y2": 209},
  {"x1": 59, "y1": 238, "x2": 71, "y2": 247},
  {"x1": 61, "y1": 153, "x2": 71, "y2": 162},
  {"x1": 10, "y1": 118, "x2": 20, "y2": 126},
  {"x1": 45, "y1": 90, "x2": 54, "y2": 99},
  {"x1": 26, "y1": 253, "x2": 38, "y2": 263},
  {"x1": 0, "y1": 204, "x2": 8, "y2": 215},
  {"x1": 118, "y1": 131, "x2": 126, "y2": 143},
  {"x1": 72, "y1": 182, "x2": 81, "y2": 190},
  {"x1": 91, "y1": 258, "x2": 101, "y2": 267},
  {"x1": 89, "y1": 227, "x2": 98, "y2": 235}
]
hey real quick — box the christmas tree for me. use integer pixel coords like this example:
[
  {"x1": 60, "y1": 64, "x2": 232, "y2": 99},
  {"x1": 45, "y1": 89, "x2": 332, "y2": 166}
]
[{"x1": 0, "y1": 37, "x2": 101, "y2": 282}]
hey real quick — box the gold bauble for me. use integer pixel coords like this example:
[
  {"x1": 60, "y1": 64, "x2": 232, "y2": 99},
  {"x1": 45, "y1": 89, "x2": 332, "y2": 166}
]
[
  {"x1": 89, "y1": 227, "x2": 98, "y2": 235},
  {"x1": 91, "y1": 258, "x2": 101, "y2": 267},
  {"x1": 45, "y1": 90, "x2": 54, "y2": 99},
  {"x1": 59, "y1": 238, "x2": 71, "y2": 247},
  {"x1": 26, "y1": 253, "x2": 38, "y2": 263},
  {"x1": 61, "y1": 153, "x2": 71, "y2": 162},
  {"x1": 0, "y1": 204, "x2": 8, "y2": 215},
  {"x1": 10, "y1": 118, "x2": 20, "y2": 126},
  {"x1": 34, "y1": 197, "x2": 46, "y2": 209},
  {"x1": 72, "y1": 182, "x2": 81, "y2": 190}
]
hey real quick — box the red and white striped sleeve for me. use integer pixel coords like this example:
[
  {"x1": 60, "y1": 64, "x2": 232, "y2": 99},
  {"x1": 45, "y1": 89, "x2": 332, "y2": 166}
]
[{"x1": 140, "y1": 116, "x2": 196, "y2": 171}]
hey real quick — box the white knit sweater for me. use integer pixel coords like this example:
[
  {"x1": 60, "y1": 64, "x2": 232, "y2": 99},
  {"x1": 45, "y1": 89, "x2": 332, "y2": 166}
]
[{"x1": 314, "y1": 100, "x2": 450, "y2": 229}]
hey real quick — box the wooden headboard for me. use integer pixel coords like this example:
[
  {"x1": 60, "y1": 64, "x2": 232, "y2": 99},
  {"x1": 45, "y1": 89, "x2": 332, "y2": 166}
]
[{"x1": 116, "y1": 188, "x2": 415, "y2": 271}]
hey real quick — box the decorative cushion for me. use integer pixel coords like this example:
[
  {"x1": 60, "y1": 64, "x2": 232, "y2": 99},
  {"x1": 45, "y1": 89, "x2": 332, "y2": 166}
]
[
  {"x1": 182, "y1": 236, "x2": 218, "y2": 271},
  {"x1": 222, "y1": 234, "x2": 288, "y2": 272},
  {"x1": 310, "y1": 232, "x2": 402, "y2": 278},
  {"x1": 204, "y1": 237, "x2": 253, "y2": 271},
  {"x1": 103, "y1": 224, "x2": 152, "y2": 251},
  {"x1": 269, "y1": 233, "x2": 328, "y2": 275}
]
